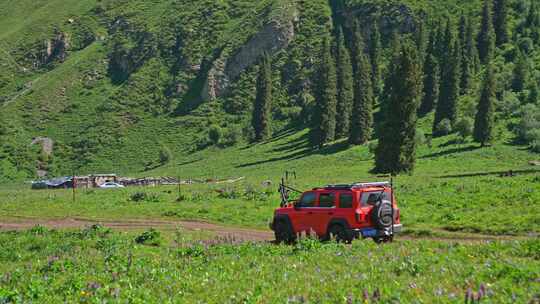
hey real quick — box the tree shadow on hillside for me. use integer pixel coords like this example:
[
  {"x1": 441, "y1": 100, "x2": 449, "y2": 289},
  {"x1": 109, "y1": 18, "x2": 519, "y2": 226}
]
[
  {"x1": 239, "y1": 128, "x2": 299, "y2": 151},
  {"x1": 420, "y1": 145, "x2": 481, "y2": 159},
  {"x1": 235, "y1": 138, "x2": 350, "y2": 168}
]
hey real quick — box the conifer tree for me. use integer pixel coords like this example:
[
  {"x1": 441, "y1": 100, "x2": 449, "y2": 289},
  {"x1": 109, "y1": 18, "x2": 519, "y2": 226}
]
[
  {"x1": 309, "y1": 38, "x2": 338, "y2": 148},
  {"x1": 374, "y1": 43, "x2": 422, "y2": 174},
  {"x1": 350, "y1": 30, "x2": 374, "y2": 145},
  {"x1": 419, "y1": 54, "x2": 439, "y2": 115},
  {"x1": 478, "y1": 0, "x2": 495, "y2": 64},
  {"x1": 493, "y1": 0, "x2": 509, "y2": 46},
  {"x1": 460, "y1": 16, "x2": 479, "y2": 93},
  {"x1": 458, "y1": 15, "x2": 468, "y2": 48},
  {"x1": 369, "y1": 23, "x2": 382, "y2": 98},
  {"x1": 511, "y1": 51, "x2": 529, "y2": 92},
  {"x1": 434, "y1": 23, "x2": 461, "y2": 134},
  {"x1": 415, "y1": 19, "x2": 427, "y2": 67},
  {"x1": 474, "y1": 65, "x2": 496, "y2": 146},
  {"x1": 252, "y1": 53, "x2": 272, "y2": 141},
  {"x1": 434, "y1": 21, "x2": 446, "y2": 62},
  {"x1": 335, "y1": 28, "x2": 354, "y2": 138}
]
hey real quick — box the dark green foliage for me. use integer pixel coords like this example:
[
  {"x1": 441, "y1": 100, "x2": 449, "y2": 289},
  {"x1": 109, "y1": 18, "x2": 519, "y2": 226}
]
[
  {"x1": 335, "y1": 28, "x2": 354, "y2": 138},
  {"x1": 455, "y1": 117, "x2": 474, "y2": 139},
  {"x1": 310, "y1": 37, "x2": 338, "y2": 148},
  {"x1": 474, "y1": 65, "x2": 496, "y2": 146},
  {"x1": 369, "y1": 23, "x2": 383, "y2": 98},
  {"x1": 374, "y1": 43, "x2": 422, "y2": 174},
  {"x1": 459, "y1": 16, "x2": 474, "y2": 94},
  {"x1": 493, "y1": 0, "x2": 509, "y2": 46},
  {"x1": 135, "y1": 228, "x2": 162, "y2": 246},
  {"x1": 252, "y1": 53, "x2": 272, "y2": 141},
  {"x1": 511, "y1": 51, "x2": 529, "y2": 93},
  {"x1": 434, "y1": 22, "x2": 461, "y2": 134},
  {"x1": 415, "y1": 19, "x2": 427, "y2": 60},
  {"x1": 208, "y1": 125, "x2": 222, "y2": 146},
  {"x1": 419, "y1": 54, "x2": 439, "y2": 116},
  {"x1": 478, "y1": 0, "x2": 495, "y2": 64},
  {"x1": 434, "y1": 118, "x2": 453, "y2": 136},
  {"x1": 349, "y1": 30, "x2": 374, "y2": 145},
  {"x1": 107, "y1": 22, "x2": 157, "y2": 84}
]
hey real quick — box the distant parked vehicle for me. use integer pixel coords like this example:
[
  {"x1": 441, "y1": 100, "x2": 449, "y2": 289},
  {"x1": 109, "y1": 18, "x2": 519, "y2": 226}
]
[{"x1": 99, "y1": 182, "x2": 125, "y2": 189}]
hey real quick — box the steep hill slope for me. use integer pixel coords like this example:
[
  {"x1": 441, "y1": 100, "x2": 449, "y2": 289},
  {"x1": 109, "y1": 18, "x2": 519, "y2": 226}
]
[{"x1": 0, "y1": 0, "x2": 539, "y2": 182}]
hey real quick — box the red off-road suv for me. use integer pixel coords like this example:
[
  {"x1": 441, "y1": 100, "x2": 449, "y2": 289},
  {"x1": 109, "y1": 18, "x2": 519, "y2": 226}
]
[{"x1": 270, "y1": 182, "x2": 402, "y2": 243}]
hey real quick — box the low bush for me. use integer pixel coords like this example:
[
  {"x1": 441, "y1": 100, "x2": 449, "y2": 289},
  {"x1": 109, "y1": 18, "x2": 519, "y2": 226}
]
[
  {"x1": 434, "y1": 119, "x2": 452, "y2": 136},
  {"x1": 455, "y1": 117, "x2": 474, "y2": 140},
  {"x1": 516, "y1": 104, "x2": 540, "y2": 151},
  {"x1": 135, "y1": 228, "x2": 161, "y2": 246},
  {"x1": 130, "y1": 192, "x2": 160, "y2": 203}
]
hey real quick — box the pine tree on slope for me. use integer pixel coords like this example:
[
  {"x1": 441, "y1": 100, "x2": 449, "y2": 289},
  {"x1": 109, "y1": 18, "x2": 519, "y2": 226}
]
[
  {"x1": 335, "y1": 28, "x2": 354, "y2": 138},
  {"x1": 309, "y1": 37, "x2": 338, "y2": 149},
  {"x1": 252, "y1": 53, "x2": 272, "y2": 141},
  {"x1": 434, "y1": 22, "x2": 461, "y2": 134},
  {"x1": 350, "y1": 30, "x2": 374, "y2": 145},
  {"x1": 474, "y1": 65, "x2": 496, "y2": 147},
  {"x1": 478, "y1": 0, "x2": 495, "y2": 64},
  {"x1": 493, "y1": 0, "x2": 509, "y2": 46},
  {"x1": 374, "y1": 43, "x2": 422, "y2": 174}
]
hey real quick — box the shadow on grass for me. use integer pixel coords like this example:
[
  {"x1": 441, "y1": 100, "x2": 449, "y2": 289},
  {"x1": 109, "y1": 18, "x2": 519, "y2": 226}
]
[
  {"x1": 239, "y1": 129, "x2": 300, "y2": 151},
  {"x1": 235, "y1": 138, "x2": 350, "y2": 168},
  {"x1": 421, "y1": 145, "x2": 481, "y2": 159}
]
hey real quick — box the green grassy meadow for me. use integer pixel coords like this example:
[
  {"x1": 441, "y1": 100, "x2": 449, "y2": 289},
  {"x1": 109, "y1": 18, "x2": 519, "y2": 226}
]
[{"x1": 0, "y1": 227, "x2": 539, "y2": 303}]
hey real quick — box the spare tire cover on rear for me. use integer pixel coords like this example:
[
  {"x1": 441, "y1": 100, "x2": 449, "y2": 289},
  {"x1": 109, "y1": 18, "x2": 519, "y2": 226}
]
[{"x1": 371, "y1": 200, "x2": 393, "y2": 229}]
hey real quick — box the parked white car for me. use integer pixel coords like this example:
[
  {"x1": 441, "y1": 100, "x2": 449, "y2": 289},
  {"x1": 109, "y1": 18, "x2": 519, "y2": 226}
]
[{"x1": 99, "y1": 182, "x2": 125, "y2": 189}]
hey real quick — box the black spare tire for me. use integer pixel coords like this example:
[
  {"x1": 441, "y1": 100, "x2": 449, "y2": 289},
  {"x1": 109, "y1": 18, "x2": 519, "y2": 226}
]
[{"x1": 371, "y1": 200, "x2": 393, "y2": 229}]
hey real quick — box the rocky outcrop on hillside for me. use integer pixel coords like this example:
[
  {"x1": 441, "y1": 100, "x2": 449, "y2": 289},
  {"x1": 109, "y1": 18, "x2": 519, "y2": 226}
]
[
  {"x1": 342, "y1": 3, "x2": 418, "y2": 40},
  {"x1": 201, "y1": 16, "x2": 296, "y2": 100},
  {"x1": 42, "y1": 30, "x2": 69, "y2": 65}
]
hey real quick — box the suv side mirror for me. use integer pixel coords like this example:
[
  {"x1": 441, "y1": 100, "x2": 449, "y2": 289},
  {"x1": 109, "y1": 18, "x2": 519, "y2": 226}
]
[{"x1": 294, "y1": 202, "x2": 301, "y2": 210}]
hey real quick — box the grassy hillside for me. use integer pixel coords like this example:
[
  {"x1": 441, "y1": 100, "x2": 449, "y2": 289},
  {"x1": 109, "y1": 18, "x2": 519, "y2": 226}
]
[{"x1": 0, "y1": 0, "x2": 539, "y2": 183}]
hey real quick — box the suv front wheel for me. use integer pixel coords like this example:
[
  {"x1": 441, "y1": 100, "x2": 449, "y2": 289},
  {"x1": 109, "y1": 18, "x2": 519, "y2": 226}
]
[{"x1": 274, "y1": 220, "x2": 296, "y2": 244}]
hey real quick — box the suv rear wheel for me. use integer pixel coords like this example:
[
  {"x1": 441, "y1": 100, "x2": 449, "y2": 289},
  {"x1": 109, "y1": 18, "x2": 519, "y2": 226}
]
[
  {"x1": 274, "y1": 220, "x2": 296, "y2": 244},
  {"x1": 328, "y1": 224, "x2": 352, "y2": 244}
]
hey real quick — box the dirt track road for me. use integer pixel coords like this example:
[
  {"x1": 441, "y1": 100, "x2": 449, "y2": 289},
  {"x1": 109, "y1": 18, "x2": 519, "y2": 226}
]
[
  {"x1": 0, "y1": 218, "x2": 273, "y2": 241},
  {"x1": 0, "y1": 217, "x2": 533, "y2": 243}
]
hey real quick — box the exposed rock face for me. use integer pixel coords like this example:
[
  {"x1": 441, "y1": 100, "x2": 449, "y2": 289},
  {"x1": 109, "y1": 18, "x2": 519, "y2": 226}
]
[
  {"x1": 43, "y1": 30, "x2": 69, "y2": 64},
  {"x1": 31, "y1": 137, "x2": 54, "y2": 156},
  {"x1": 202, "y1": 18, "x2": 295, "y2": 100},
  {"x1": 342, "y1": 3, "x2": 418, "y2": 40}
]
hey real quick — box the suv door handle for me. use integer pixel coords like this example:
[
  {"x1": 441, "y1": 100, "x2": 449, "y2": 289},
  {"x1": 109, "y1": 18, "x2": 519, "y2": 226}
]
[
  {"x1": 328, "y1": 212, "x2": 334, "y2": 215},
  {"x1": 307, "y1": 212, "x2": 314, "y2": 215}
]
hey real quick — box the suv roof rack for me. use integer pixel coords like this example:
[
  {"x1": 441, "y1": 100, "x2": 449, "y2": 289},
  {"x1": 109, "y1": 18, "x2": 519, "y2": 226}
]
[{"x1": 322, "y1": 181, "x2": 390, "y2": 190}]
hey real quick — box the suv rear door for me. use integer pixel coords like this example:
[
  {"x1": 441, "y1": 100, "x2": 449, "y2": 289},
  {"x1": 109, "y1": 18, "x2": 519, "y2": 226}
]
[{"x1": 359, "y1": 189, "x2": 390, "y2": 227}]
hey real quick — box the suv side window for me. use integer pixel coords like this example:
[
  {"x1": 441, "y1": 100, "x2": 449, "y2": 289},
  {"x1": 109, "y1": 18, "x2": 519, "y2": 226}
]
[
  {"x1": 361, "y1": 191, "x2": 390, "y2": 206},
  {"x1": 297, "y1": 192, "x2": 317, "y2": 208},
  {"x1": 318, "y1": 193, "x2": 335, "y2": 208},
  {"x1": 339, "y1": 193, "x2": 353, "y2": 208}
]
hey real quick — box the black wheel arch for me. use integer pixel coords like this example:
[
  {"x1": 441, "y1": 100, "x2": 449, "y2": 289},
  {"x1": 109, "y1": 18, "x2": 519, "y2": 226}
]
[{"x1": 273, "y1": 214, "x2": 293, "y2": 231}]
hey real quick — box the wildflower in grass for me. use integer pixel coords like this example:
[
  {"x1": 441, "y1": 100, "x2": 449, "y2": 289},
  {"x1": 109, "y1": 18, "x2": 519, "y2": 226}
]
[
  {"x1": 465, "y1": 288, "x2": 473, "y2": 303},
  {"x1": 363, "y1": 289, "x2": 370, "y2": 301}
]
